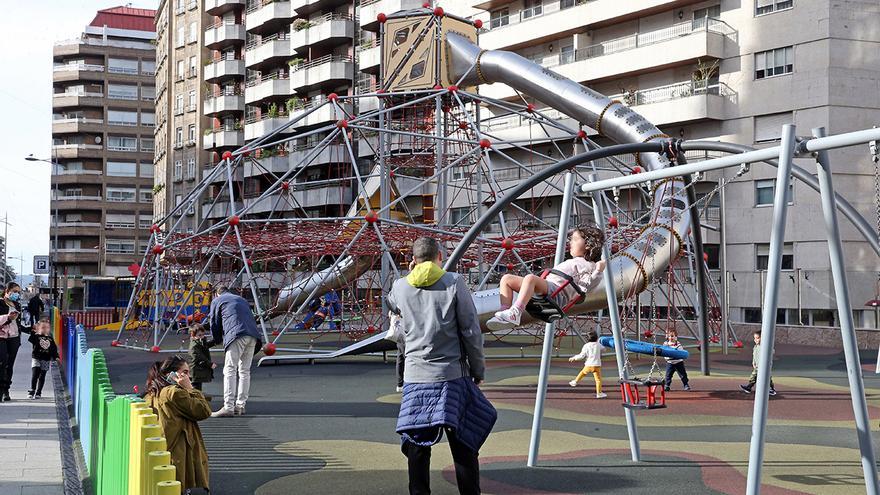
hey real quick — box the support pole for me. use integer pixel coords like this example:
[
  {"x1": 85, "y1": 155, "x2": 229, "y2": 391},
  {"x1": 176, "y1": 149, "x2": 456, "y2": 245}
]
[
  {"x1": 811, "y1": 126, "x2": 879, "y2": 494},
  {"x1": 589, "y1": 172, "x2": 640, "y2": 462},
  {"x1": 679, "y1": 154, "x2": 710, "y2": 375},
  {"x1": 745, "y1": 124, "x2": 797, "y2": 495},
  {"x1": 527, "y1": 171, "x2": 575, "y2": 467}
]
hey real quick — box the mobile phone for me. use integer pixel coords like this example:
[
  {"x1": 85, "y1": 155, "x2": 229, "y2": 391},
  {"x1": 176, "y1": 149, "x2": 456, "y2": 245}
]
[{"x1": 166, "y1": 371, "x2": 179, "y2": 383}]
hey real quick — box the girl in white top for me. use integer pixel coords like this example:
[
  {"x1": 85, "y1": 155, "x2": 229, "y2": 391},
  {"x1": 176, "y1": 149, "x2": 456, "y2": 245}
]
[
  {"x1": 568, "y1": 331, "x2": 606, "y2": 398},
  {"x1": 488, "y1": 224, "x2": 606, "y2": 330}
]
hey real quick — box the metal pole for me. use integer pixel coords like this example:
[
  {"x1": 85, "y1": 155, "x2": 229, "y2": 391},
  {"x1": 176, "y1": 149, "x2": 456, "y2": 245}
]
[
  {"x1": 719, "y1": 179, "x2": 729, "y2": 354},
  {"x1": 812, "y1": 126, "x2": 879, "y2": 494},
  {"x1": 745, "y1": 124, "x2": 797, "y2": 495},
  {"x1": 527, "y1": 171, "x2": 575, "y2": 467},
  {"x1": 679, "y1": 155, "x2": 710, "y2": 374},
  {"x1": 588, "y1": 172, "x2": 640, "y2": 462}
]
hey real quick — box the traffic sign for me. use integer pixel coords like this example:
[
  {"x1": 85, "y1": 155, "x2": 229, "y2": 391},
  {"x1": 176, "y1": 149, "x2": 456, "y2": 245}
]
[{"x1": 33, "y1": 256, "x2": 50, "y2": 274}]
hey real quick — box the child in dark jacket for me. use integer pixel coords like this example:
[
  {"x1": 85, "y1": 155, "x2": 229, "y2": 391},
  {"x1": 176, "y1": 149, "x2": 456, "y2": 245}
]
[
  {"x1": 187, "y1": 324, "x2": 215, "y2": 395},
  {"x1": 28, "y1": 319, "x2": 59, "y2": 399}
]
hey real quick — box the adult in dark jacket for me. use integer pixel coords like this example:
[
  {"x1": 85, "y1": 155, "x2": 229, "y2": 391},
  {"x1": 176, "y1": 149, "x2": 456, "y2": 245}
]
[
  {"x1": 208, "y1": 285, "x2": 263, "y2": 417},
  {"x1": 27, "y1": 294, "x2": 45, "y2": 324},
  {"x1": 0, "y1": 282, "x2": 25, "y2": 402},
  {"x1": 388, "y1": 237, "x2": 494, "y2": 495}
]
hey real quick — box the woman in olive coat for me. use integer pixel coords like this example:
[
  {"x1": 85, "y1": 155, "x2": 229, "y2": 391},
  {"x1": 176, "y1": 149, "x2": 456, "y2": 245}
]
[{"x1": 144, "y1": 356, "x2": 212, "y2": 490}]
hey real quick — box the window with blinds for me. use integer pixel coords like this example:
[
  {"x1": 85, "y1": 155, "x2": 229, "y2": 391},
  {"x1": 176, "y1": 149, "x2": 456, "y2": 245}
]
[
  {"x1": 754, "y1": 112, "x2": 792, "y2": 143},
  {"x1": 756, "y1": 0, "x2": 793, "y2": 16},
  {"x1": 755, "y1": 46, "x2": 793, "y2": 79},
  {"x1": 106, "y1": 214, "x2": 136, "y2": 229}
]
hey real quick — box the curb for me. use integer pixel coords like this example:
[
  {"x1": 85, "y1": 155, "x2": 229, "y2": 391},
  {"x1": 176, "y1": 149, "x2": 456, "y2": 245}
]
[{"x1": 51, "y1": 362, "x2": 86, "y2": 495}]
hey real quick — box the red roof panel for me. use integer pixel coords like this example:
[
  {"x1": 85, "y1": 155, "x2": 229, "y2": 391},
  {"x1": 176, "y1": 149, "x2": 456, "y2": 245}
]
[{"x1": 89, "y1": 5, "x2": 157, "y2": 32}]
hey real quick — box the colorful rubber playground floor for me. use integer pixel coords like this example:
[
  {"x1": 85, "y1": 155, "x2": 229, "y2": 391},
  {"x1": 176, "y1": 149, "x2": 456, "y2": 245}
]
[{"x1": 91, "y1": 329, "x2": 880, "y2": 494}]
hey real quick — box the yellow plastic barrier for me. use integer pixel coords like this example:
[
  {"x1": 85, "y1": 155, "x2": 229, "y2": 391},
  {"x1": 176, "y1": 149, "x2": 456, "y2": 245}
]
[
  {"x1": 127, "y1": 403, "x2": 152, "y2": 492},
  {"x1": 156, "y1": 480, "x2": 182, "y2": 495},
  {"x1": 129, "y1": 412, "x2": 157, "y2": 495},
  {"x1": 145, "y1": 450, "x2": 171, "y2": 495},
  {"x1": 151, "y1": 465, "x2": 177, "y2": 495},
  {"x1": 139, "y1": 424, "x2": 162, "y2": 495}
]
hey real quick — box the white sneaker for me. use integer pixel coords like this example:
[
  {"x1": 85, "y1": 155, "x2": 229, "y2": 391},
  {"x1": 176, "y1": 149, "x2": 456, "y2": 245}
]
[
  {"x1": 211, "y1": 407, "x2": 235, "y2": 418},
  {"x1": 234, "y1": 405, "x2": 245, "y2": 416},
  {"x1": 596, "y1": 393, "x2": 608, "y2": 399},
  {"x1": 395, "y1": 386, "x2": 403, "y2": 393},
  {"x1": 486, "y1": 307, "x2": 521, "y2": 330},
  {"x1": 568, "y1": 380, "x2": 578, "y2": 387}
]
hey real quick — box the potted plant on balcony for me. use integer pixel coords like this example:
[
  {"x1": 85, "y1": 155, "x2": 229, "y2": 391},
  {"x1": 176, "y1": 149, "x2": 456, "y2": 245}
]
[
  {"x1": 267, "y1": 102, "x2": 279, "y2": 118},
  {"x1": 618, "y1": 85, "x2": 638, "y2": 106},
  {"x1": 691, "y1": 58, "x2": 720, "y2": 96},
  {"x1": 288, "y1": 57, "x2": 304, "y2": 69},
  {"x1": 285, "y1": 96, "x2": 302, "y2": 113},
  {"x1": 293, "y1": 19, "x2": 314, "y2": 31}
]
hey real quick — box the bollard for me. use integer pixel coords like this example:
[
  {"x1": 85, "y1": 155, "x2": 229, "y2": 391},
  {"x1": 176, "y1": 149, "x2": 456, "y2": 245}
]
[
  {"x1": 139, "y1": 424, "x2": 162, "y2": 495},
  {"x1": 129, "y1": 411, "x2": 156, "y2": 495},
  {"x1": 145, "y1": 450, "x2": 170, "y2": 495},
  {"x1": 151, "y1": 465, "x2": 177, "y2": 495},
  {"x1": 143, "y1": 436, "x2": 167, "y2": 492},
  {"x1": 156, "y1": 480, "x2": 182, "y2": 495}
]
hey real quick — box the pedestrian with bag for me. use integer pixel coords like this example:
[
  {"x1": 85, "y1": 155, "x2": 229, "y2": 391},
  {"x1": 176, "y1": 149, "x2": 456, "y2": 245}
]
[{"x1": 209, "y1": 285, "x2": 263, "y2": 417}]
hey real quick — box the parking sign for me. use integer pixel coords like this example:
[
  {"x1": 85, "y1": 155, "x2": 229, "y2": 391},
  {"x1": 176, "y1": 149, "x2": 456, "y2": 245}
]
[{"x1": 33, "y1": 256, "x2": 50, "y2": 274}]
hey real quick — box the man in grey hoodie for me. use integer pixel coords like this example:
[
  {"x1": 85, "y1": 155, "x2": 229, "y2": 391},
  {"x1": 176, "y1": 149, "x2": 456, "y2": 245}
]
[
  {"x1": 388, "y1": 237, "x2": 488, "y2": 495},
  {"x1": 209, "y1": 285, "x2": 263, "y2": 417}
]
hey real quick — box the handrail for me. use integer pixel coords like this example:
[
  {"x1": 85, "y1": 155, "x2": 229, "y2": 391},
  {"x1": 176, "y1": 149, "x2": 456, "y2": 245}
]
[
  {"x1": 290, "y1": 54, "x2": 352, "y2": 72},
  {"x1": 53, "y1": 63, "x2": 105, "y2": 72},
  {"x1": 607, "y1": 81, "x2": 738, "y2": 106},
  {"x1": 356, "y1": 38, "x2": 380, "y2": 52},
  {"x1": 245, "y1": 31, "x2": 289, "y2": 51},
  {"x1": 293, "y1": 12, "x2": 353, "y2": 30},
  {"x1": 245, "y1": 71, "x2": 289, "y2": 87},
  {"x1": 246, "y1": 0, "x2": 288, "y2": 14},
  {"x1": 207, "y1": 18, "x2": 243, "y2": 30}
]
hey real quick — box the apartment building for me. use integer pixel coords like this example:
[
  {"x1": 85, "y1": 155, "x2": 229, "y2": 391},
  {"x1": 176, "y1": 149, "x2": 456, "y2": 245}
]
[
  {"x1": 462, "y1": 0, "x2": 880, "y2": 328},
  {"x1": 154, "y1": 0, "x2": 213, "y2": 231},
  {"x1": 52, "y1": 6, "x2": 157, "y2": 309}
]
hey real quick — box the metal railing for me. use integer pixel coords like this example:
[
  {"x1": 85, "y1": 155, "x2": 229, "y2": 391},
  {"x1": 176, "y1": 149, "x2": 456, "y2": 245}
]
[
  {"x1": 245, "y1": 71, "x2": 289, "y2": 87},
  {"x1": 54, "y1": 91, "x2": 104, "y2": 98},
  {"x1": 53, "y1": 117, "x2": 104, "y2": 125},
  {"x1": 245, "y1": 31, "x2": 289, "y2": 51},
  {"x1": 356, "y1": 38, "x2": 380, "y2": 52},
  {"x1": 107, "y1": 66, "x2": 139, "y2": 75},
  {"x1": 246, "y1": 0, "x2": 288, "y2": 14},
  {"x1": 53, "y1": 63, "x2": 104, "y2": 72},
  {"x1": 290, "y1": 54, "x2": 352, "y2": 72},
  {"x1": 53, "y1": 37, "x2": 155, "y2": 50},
  {"x1": 207, "y1": 18, "x2": 243, "y2": 30},
  {"x1": 607, "y1": 81, "x2": 738, "y2": 106},
  {"x1": 293, "y1": 12, "x2": 353, "y2": 31},
  {"x1": 52, "y1": 144, "x2": 103, "y2": 150}
]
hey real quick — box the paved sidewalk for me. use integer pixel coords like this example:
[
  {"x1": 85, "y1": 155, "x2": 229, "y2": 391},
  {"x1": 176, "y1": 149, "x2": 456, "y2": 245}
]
[{"x1": 0, "y1": 339, "x2": 64, "y2": 495}]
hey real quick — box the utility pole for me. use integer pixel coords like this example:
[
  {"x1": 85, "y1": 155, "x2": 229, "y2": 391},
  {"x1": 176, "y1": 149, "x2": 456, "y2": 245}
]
[{"x1": 0, "y1": 214, "x2": 10, "y2": 286}]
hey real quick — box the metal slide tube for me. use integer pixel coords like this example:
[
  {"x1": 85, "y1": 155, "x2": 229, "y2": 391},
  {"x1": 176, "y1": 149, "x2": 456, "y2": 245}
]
[
  {"x1": 590, "y1": 173, "x2": 640, "y2": 462},
  {"x1": 812, "y1": 127, "x2": 879, "y2": 494},
  {"x1": 745, "y1": 125, "x2": 797, "y2": 495},
  {"x1": 528, "y1": 172, "x2": 575, "y2": 467}
]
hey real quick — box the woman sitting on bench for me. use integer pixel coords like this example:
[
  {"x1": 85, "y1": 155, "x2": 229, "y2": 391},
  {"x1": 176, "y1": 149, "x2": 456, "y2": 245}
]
[{"x1": 487, "y1": 224, "x2": 606, "y2": 330}]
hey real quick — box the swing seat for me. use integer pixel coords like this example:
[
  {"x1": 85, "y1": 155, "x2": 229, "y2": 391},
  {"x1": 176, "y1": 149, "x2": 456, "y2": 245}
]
[
  {"x1": 525, "y1": 269, "x2": 586, "y2": 323},
  {"x1": 619, "y1": 378, "x2": 667, "y2": 410}
]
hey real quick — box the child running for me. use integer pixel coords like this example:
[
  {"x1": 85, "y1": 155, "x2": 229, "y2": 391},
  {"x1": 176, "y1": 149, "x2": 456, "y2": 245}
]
[
  {"x1": 487, "y1": 224, "x2": 606, "y2": 330},
  {"x1": 28, "y1": 319, "x2": 59, "y2": 399},
  {"x1": 740, "y1": 329, "x2": 777, "y2": 396},
  {"x1": 663, "y1": 328, "x2": 690, "y2": 391},
  {"x1": 568, "y1": 331, "x2": 607, "y2": 398},
  {"x1": 187, "y1": 323, "x2": 216, "y2": 395}
]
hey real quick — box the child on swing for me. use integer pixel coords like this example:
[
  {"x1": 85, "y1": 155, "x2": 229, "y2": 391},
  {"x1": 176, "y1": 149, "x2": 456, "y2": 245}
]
[{"x1": 487, "y1": 224, "x2": 606, "y2": 330}]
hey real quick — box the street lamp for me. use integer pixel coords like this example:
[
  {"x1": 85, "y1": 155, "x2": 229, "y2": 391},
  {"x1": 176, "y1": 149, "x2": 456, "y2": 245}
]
[{"x1": 25, "y1": 154, "x2": 64, "y2": 309}]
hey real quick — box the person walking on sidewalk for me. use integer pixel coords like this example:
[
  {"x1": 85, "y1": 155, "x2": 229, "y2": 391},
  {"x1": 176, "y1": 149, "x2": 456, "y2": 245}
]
[
  {"x1": 27, "y1": 319, "x2": 58, "y2": 399},
  {"x1": 389, "y1": 237, "x2": 496, "y2": 495},
  {"x1": 209, "y1": 285, "x2": 263, "y2": 417},
  {"x1": 0, "y1": 282, "x2": 24, "y2": 402},
  {"x1": 27, "y1": 293, "x2": 45, "y2": 323}
]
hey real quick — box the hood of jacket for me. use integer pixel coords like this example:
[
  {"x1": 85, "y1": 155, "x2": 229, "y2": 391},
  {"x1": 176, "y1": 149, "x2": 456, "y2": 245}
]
[{"x1": 406, "y1": 261, "x2": 446, "y2": 288}]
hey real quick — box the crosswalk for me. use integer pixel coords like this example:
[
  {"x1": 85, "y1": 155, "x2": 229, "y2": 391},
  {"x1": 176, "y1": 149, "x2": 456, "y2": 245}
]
[{"x1": 200, "y1": 418, "x2": 348, "y2": 474}]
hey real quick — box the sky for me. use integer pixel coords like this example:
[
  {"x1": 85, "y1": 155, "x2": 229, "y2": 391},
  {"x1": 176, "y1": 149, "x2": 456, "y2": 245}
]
[{"x1": 0, "y1": 1, "x2": 157, "y2": 281}]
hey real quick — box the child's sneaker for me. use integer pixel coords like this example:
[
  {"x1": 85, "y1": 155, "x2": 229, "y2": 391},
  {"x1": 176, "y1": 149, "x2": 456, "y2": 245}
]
[
  {"x1": 768, "y1": 388, "x2": 777, "y2": 396},
  {"x1": 35, "y1": 393, "x2": 41, "y2": 399},
  {"x1": 683, "y1": 385, "x2": 691, "y2": 391},
  {"x1": 486, "y1": 307, "x2": 521, "y2": 330},
  {"x1": 568, "y1": 380, "x2": 578, "y2": 387},
  {"x1": 596, "y1": 392, "x2": 607, "y2": 399},
  {"x1": 664, "y1": 386, "x2": 670, "y2": 392},
  {"x1": 739, "y1": 384, "x2": 752, "y2": 394}
]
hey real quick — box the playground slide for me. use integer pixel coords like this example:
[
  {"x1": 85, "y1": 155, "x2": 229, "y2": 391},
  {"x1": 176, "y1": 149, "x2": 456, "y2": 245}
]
[{"x1": 260, "y1": 33, "x2": 691, "y2": 364}]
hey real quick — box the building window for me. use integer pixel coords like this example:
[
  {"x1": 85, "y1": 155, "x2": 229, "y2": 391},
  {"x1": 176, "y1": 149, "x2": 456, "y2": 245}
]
[
  {"x1": 174, "y1": 160, "x2": 183, "y2": 180},
  {"x1": 138, "y1": 216, "x2": 152, "y2": 230},
  {"x1": 106, "y1": 214, "x2": 136, "y2": 229},
  {"x1": 756, "y1": 0, "x2": 793, "y2": 15},
  {"x1": 141, "y1": 138, "x2": 155, "y2": 152},
  {"x1": 188, "y1": 89, "x2": 196, "y2": 110},
  {"x1": 177, "y1": 60, "x2": 185, "y2": 80},
  {"x1": 140, "y1": 190, "x2": 154, "y2": 203},
  {"x1": 175, "y1": 94, "x2": 184, "y2": 113},
  {"x1": 702, "y1": 244, "x2": 720, "y2": 269},
  {"x1": 489, "y1": 8, "x2": 509, "y2": 29},
  {"x1": 108, "y1": 58, "x2": 139, "y2": 74},
  {"x1": 449, "y1": 207, "x2": 473, "y2": 226},
  {"x1": 141, "y1": 112, "x2": 155, "y2": 127},
  {"x1": 756, "y1": 242, "x2": 794, "y2": 270},
  {"x1": 108, "y1": 83, "x2": 138, "y2": 100},
  {"x1": 107, "y1": 110, "x2": 138, "y2": 126},
  {"x1": 187, "y1": 158, "x2": 196, "y2": 178},
  {"x1": 106, "y1": 187, "x2": 137, "y2": 202},
  {"x1": 141, "y1": 59, "x2": 156, "y2": 75},
  {"x1": 188, "y1": 22, "x2": 198, "y2": 44},
  {"x1": 188, "y1": 124, "x2": 196, "y2": 143},
  {"x1": 107, "y1": 161, "x2": 137, "y2": 177},
  {"x1": 189, "y1": 56, "x2": 197, "y2": 78},
  {"x1": 139, "y1": 163, "x2": 154, "y2": 178},
  {"x1": 522, "y1": 0, "x2": 542, "y2": 19},
  {"x1": 743, "y1": 307, "x2": 762, "y2": 323},
  {"x1": 755, "y1": 178, "x2": 793, "y2": 206},
  {"x1": 754, "y1": 112, "x2": 793, "y2": 143},
  {"x1": 141, "y1": 86, "x2": 156, "y2": 101},
  {"x1": 560, "y1": 45, "x2": 574, "y2": 65},
  {"x1": 175, "y1": 194, "x2": 183, "y2": 208},
  {"x1": 106, "y1": 239, "x2": 136, "y2": 254},
  {"x1": 176, "y1": 26, "x2": 185, "y2": 47},
  {"x1": 755, "y1": 46, "x2": 793, "y2": 79},
  {"x1": 175, "y1": 127, "x2": 183, "y2": 146},
  {"x1": 107, "y1": 136, "x2": 138, "y2": 152}
]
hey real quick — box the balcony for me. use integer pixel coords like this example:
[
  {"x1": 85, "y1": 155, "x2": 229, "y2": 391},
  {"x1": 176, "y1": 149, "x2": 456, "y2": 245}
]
[
  {"x1": 245, "y1": 73, "x2": 290, "y2": 105},
  {"x1": 206, "y1": 0, "x2": 245, "y2": 15},
  {"x1": 356, "y1": 39, "x2": 380, "y2": 73},
  {"x1": 51, "y1": 144, "x2": 104, "y2": 159},
  {"x1": 203, "y1": 129, "x2": 244, "y2": 149},
  {"x1": 51, "y1": 222, "x2": 104, "y2": 237},
  {"x1": 205, "y1": 58, "x2": 246, "y2": 80},
  {"x1": 52, "y1": 92, "x2": 104, "y2": 108},
  {"x1": 476, "y1": 0, "x2": 707, "y2": 50},
  {"x1": 52, "y1": 63, "x2": 105, "y2": 82},
  {"x1": 290, "y1": 14, "x2": 354, "y2": 53},
  {"x1": 246, "y1": 0, "x2": 294, "y2": 34},
  {"x1": 359, "y1": 0, "x2": 423, "y2": 30},
  {"x1": 52, "y1": 196, "x2": 105, "y2": 211},
  {"x1": 289, "y1": 142, "x2": 349, "y2": 167},
  {"x1": 289, "y1": 55, "x2": 353, "y2": 92},
  {"x1": 244, "y1": 116, "x2": 289, "y2": 141},
  {"x1": 204, "y1": 93, "x2": 246, "y2": 115},
  {"x1": 245, "y1": 33, "x2": 291, "y2": 69},
  {"x1": 205, "y1": 22, "x2": 246, "y2": 49},
  {"x1": 52, "y1": 117, "x2": 105, "y2": 134},
  {"x1": 244, "y1": 183, "x2": 353, "y2": 213},
  {"x1": 480, "y1": 18, "x2": 736, "y2": 101},
  {"x1": 607, "y1": 81, "x2": 735, "y2": 126}
]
